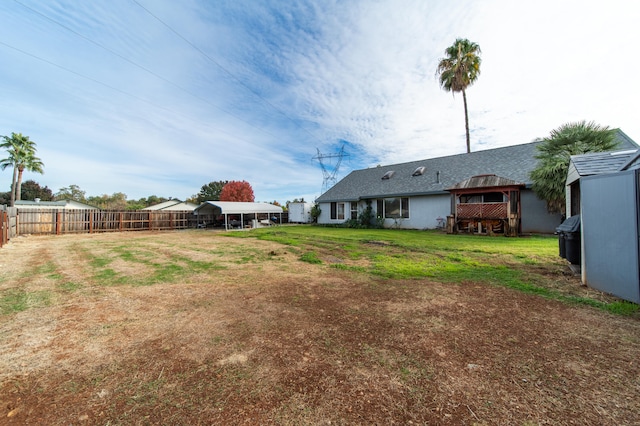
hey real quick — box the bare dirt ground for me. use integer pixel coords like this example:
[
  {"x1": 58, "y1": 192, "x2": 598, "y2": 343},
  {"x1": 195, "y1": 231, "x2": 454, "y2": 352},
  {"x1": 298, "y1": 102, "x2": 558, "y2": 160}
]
[{"x1": 1, "y1": 231, "x2": 639, "y2": 425}]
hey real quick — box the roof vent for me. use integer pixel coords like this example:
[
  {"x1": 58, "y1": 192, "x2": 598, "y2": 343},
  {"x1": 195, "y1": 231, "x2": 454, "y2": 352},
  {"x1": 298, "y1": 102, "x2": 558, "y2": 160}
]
[
  {"x1": 381, "y1": 170, "x2": 395, "y2": 180},
  {"x1": 412, "y1": 166, "x2": 426, "y2": 176}
]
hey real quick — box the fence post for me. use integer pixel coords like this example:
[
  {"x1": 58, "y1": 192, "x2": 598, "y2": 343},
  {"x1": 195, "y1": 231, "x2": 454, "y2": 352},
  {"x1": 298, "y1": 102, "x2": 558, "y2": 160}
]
[
  {"x1": 56, "y1": 211, "x2": 61, "y2": 235},
  {"x1": 89, "y1": 211, "x2": 93, "y2": 234}
]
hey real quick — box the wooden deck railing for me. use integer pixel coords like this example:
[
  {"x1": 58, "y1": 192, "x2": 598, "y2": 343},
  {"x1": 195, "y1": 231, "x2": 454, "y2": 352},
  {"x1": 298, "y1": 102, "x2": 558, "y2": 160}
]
[{"x1": 456, "y1": 202, "x2": 508, "y2": 219}]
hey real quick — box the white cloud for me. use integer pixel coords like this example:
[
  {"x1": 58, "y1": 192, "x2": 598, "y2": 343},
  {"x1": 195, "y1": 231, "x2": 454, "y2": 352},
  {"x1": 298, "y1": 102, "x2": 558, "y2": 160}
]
[{"x1": 1, "y1": 0, "x2": 638, "y2": 202}]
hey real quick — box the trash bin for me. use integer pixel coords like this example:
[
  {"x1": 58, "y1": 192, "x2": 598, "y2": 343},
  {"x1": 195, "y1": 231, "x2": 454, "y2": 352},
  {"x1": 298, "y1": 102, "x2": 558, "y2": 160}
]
[
  {"x1": 556, "y1": 215, "x2": 580, "y2": 265},
  {"x1": 557, "y1": 231, "x2": 566, "y2": 259}
]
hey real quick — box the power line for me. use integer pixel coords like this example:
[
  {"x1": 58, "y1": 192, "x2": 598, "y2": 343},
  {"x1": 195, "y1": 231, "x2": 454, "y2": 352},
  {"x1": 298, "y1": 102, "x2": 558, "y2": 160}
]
[
  {"x1": 312, "y1": 145, "x2": 348, "y2": 193},
  {"x1": 130, "y1": 0, "x2": 326, "y2": 146},
  {"x1": 11, "y1": 0, "x2": 284, "y2": 143},
  {"x1": 0, "y1": 40, "x2": 258, "y2": 145}
]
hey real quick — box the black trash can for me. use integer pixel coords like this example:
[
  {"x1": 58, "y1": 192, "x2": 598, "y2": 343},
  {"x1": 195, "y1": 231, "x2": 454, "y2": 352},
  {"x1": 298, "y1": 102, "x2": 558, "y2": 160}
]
[
  {"x1": 557, "y1": 231, "x2": 566, "y2": 259},
  {"x1": 556, "y1": 215, "x2": 581, "y2": 265}
]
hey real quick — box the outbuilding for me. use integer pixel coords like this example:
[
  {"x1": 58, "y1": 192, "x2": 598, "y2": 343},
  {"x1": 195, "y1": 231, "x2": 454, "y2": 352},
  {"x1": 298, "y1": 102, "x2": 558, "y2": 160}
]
[
  {"x1": 565, "y1": 148, "x2": 640, "y2": 303},
  {"x1": 193, "y1": 201, "x2": 283, "y2": 229}
]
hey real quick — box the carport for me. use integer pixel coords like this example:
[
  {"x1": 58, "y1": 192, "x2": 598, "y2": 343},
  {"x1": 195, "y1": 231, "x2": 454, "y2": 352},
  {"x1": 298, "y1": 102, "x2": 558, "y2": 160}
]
[{"x1": 193, "y1": 201, "x2": 284, "y2": 230}]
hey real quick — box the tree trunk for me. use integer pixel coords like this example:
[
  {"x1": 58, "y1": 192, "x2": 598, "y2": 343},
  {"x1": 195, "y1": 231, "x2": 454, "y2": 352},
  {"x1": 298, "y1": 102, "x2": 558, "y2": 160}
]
[
  {"x1": 15, "y1": 166, "x2": 24, "y2": 203},
  {"x1": 10, "y1": 166, "x2": 17, "y2": 207},
  {"x1": 462, "y1": 89, "x2": 471, "y2": 153}
]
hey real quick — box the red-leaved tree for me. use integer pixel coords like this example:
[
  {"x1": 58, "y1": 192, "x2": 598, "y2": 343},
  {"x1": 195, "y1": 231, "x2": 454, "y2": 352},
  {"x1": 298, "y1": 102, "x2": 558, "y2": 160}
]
[{"x1": 220, "y1": 180, "x2": 255, "y2": 202}]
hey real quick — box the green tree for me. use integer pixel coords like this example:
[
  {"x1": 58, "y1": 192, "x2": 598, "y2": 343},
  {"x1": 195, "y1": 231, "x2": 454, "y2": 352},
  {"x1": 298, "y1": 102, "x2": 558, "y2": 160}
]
[
  {"x1": 55, "y1": 184, "x2": 87, "y2": 202},
  {"x1": 436, "y1": 38, "x2": 482, "y2": 154},
  {"x1": 0, "y1": 132, "x2": 44, "y2": 205},
  {"x1": 20, "y1": 180, "x2": 53, "y2": 201},
  {"x1": 192, "y1": 180, "x2": 228, "y2": 203},
  {"x1": 530, "y1": 121, "x2": 618, "y2": 214},
  {"x1": 87, "y1": 192, "x2": 128, "y2": 210}
]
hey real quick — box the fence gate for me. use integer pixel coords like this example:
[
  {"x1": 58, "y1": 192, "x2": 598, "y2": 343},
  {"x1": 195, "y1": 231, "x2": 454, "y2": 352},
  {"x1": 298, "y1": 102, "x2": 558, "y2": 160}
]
[{"x1": 1, "y1": 205, "x2": 18, "y2": 247}]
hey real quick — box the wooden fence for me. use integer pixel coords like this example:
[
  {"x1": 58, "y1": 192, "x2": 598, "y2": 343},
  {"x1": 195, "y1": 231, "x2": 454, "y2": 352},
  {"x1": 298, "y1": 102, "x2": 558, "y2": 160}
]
[
  {"x1": 16, "y1": 209, "x2": 202, "y2": 235},
  {"x1": 1, "y1": 206, "x2": 18, "y2": 247},
  {"x1": 11, "y1": 209, "x2": 289, "y2": 237}
]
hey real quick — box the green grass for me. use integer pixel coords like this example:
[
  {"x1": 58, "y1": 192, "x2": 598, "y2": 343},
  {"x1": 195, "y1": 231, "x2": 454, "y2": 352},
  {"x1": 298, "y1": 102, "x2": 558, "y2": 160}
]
[
  {"x1": 233, "y1": 226, "x2": 638, "y2": 316},
  {"x1": 0, "y1": 288, "x2": 52, "y2": 315}
]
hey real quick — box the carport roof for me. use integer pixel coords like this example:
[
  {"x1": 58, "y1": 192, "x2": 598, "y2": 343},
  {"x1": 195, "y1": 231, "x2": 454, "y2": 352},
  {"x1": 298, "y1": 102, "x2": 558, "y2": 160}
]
[{"x1": 194, "y1": 201, "x2": 283, "y2": 215}]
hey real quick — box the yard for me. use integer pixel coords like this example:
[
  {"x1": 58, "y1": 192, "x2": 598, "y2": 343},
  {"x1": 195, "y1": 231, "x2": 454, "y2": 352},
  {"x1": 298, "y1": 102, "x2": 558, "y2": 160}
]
[{"x1": 1, "y1": 227, "x2": 639, "y2": 425}]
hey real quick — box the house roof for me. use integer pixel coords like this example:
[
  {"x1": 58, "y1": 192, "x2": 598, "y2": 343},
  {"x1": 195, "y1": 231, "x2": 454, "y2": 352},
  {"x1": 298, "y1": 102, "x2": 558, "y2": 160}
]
[
  {"x1": 317, "y1": 141, "x2": 542, "y2": 202},
  {"x1": 193, "y1": 201, "x2": 283, "y2": 215},
  {"x1": 15, "y1": 199, "x2": 98, "y2": 209},
  {"x1": 317, "y1": 129, "x2": 638, "y2": 203}
]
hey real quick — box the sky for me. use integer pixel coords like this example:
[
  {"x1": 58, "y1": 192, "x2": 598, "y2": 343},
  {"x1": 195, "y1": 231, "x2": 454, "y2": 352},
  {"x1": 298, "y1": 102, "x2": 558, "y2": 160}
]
[{"x1": 1, "y1": 0, "x2": 638, "y2": 204}]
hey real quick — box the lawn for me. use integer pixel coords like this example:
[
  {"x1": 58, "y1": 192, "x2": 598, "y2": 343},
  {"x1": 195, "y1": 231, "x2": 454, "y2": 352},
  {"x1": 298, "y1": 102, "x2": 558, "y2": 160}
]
[{"x1": 1, "y1": 227, "x2": 639, "y2": 425}]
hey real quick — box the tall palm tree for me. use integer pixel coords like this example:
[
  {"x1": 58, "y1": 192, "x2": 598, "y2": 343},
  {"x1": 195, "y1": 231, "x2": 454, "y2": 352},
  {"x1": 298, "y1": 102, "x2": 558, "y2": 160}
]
[
  {"x1": 436, "y1": 38, "x2": 482, "y2": 153},
  {"x1": 0, "y1": 133, "x2": 44, "y2": 206}
]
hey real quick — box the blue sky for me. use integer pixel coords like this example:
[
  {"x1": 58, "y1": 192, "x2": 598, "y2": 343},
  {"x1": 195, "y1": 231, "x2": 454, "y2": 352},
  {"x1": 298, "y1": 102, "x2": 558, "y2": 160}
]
[{"x1": 1, "y1": 0, "x2": 638, "y2": 203}]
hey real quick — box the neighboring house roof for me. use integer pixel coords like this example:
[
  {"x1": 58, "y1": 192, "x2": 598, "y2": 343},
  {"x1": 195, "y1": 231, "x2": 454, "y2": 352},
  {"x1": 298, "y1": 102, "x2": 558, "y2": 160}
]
[
  {"x1": 193, "y1": 201, "x2": 283, "y2": 215},
  {"x1": 15, "y1": 200, "x2": 99, "y2": 209},
  {"x1": 447, "y1": 174, "x2": 525, "y2": 191},
  {"x1": 317, "y1": 129, "x2": 638, "y2": 203},
  {"x1": 142, "y1": 200, "x2": 198, "y2": 211}
]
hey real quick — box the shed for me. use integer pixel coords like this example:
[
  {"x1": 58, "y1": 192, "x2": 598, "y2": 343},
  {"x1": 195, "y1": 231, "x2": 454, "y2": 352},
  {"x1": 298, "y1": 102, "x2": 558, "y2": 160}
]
[
  {"x1": 288, "y1": 202, "x2": 313, "y2": 223},
  {"x1": 446, "y1": 174, "x2": 525, "y2": 236},
  {"x1": 565, "y1": 148, "x2": 640, "y2": 303},
  {"x1": 193, "y1": 201, "x2": 283, "y2": 229}
]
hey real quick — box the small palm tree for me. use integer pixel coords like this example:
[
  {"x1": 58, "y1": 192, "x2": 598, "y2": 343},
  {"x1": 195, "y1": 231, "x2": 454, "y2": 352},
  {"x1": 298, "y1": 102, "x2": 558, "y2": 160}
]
[
  {"x1": 0, "y1": 133, "x2": 44, "y2": 206},
  {"x1": 530, "y1": 121, "x2": 618, "y2": 214},
  {"x1": 436, "y1": 38, "x2": 482, "y2": 153}
]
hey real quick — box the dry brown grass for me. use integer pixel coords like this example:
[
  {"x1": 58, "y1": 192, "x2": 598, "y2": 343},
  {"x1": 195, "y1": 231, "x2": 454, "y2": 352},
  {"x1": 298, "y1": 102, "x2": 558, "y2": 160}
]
[{"x1": 1, "y1": 230, "x2": 639, "y2": 425}]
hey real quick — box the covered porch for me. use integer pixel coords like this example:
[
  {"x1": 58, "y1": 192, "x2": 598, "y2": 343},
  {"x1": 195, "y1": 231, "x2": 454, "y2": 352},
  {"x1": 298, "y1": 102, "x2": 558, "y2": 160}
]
[{"x1": 446, "y1": 175, "x2": 524, "y2": 236}]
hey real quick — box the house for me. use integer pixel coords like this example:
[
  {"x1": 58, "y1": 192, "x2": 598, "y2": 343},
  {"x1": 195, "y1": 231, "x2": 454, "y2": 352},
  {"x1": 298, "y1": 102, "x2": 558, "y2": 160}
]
[
  {"x1": 15, "y1": 199, "x2": 99, "y2": 209},
  {"x1": 564, "y1": 147, "x2": 640, "y2": 303},
  {"x1": 193, "y1": 201, "x2": 284, "y2": 229},
  {"x1": 142, "y1": 200, "x2": 198, "y2": 211},
  {"x1": 316, "y1": 130, "x2": 637, "y2": 234}
]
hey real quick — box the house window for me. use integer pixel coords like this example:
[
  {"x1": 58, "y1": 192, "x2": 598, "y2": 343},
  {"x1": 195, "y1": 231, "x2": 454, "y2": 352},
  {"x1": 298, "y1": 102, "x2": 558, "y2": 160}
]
[
  {"x1": 350, "y1": 202, "x2": 358, "y2": 219},
  {"x1": 378, "y1": 197, "x2": 409, "y2": 219},
  {"x1": 331, "y1": 202, "x2": 346, "y2": 220}
]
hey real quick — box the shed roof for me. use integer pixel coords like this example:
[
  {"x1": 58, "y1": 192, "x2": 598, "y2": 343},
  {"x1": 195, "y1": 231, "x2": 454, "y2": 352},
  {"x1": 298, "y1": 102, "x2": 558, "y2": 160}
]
[
  {"x1": 569, "y1": 149, "x2": 640, "y2": 177},
  {"x1": 142, "y1": 200, "x2": 198, "y2": 211},
  {"x1": 15, "y1": 200, "x2": 98, "y2": 209},
  {"x1": 193, "y1": 201, "x2": 283, "y2": 215}
]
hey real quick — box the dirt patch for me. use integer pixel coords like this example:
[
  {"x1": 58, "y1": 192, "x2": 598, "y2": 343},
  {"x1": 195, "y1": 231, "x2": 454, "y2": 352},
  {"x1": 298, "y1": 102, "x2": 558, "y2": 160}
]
[{"x1": 0, "y1": 230, "x2": 639, "y2": 425}]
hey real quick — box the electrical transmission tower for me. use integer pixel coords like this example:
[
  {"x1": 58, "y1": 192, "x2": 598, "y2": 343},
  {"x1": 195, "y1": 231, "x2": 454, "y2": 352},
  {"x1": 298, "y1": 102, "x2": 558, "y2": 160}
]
[{"x1": 313, "y1": 145, "x2": 349, "y2": 193}]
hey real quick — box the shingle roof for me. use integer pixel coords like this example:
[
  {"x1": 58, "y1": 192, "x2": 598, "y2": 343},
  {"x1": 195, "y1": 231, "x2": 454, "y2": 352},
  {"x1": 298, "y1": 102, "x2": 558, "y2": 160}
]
[
  {"x1": 317, "y1": 142, "x2": 541, "y2": 202},
  {"x1": 570, "y1": 149, "x2": 640, "y2": 177},
  {"x1": 316, "y1": 129, "x2": 638, "y2": 203}
]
